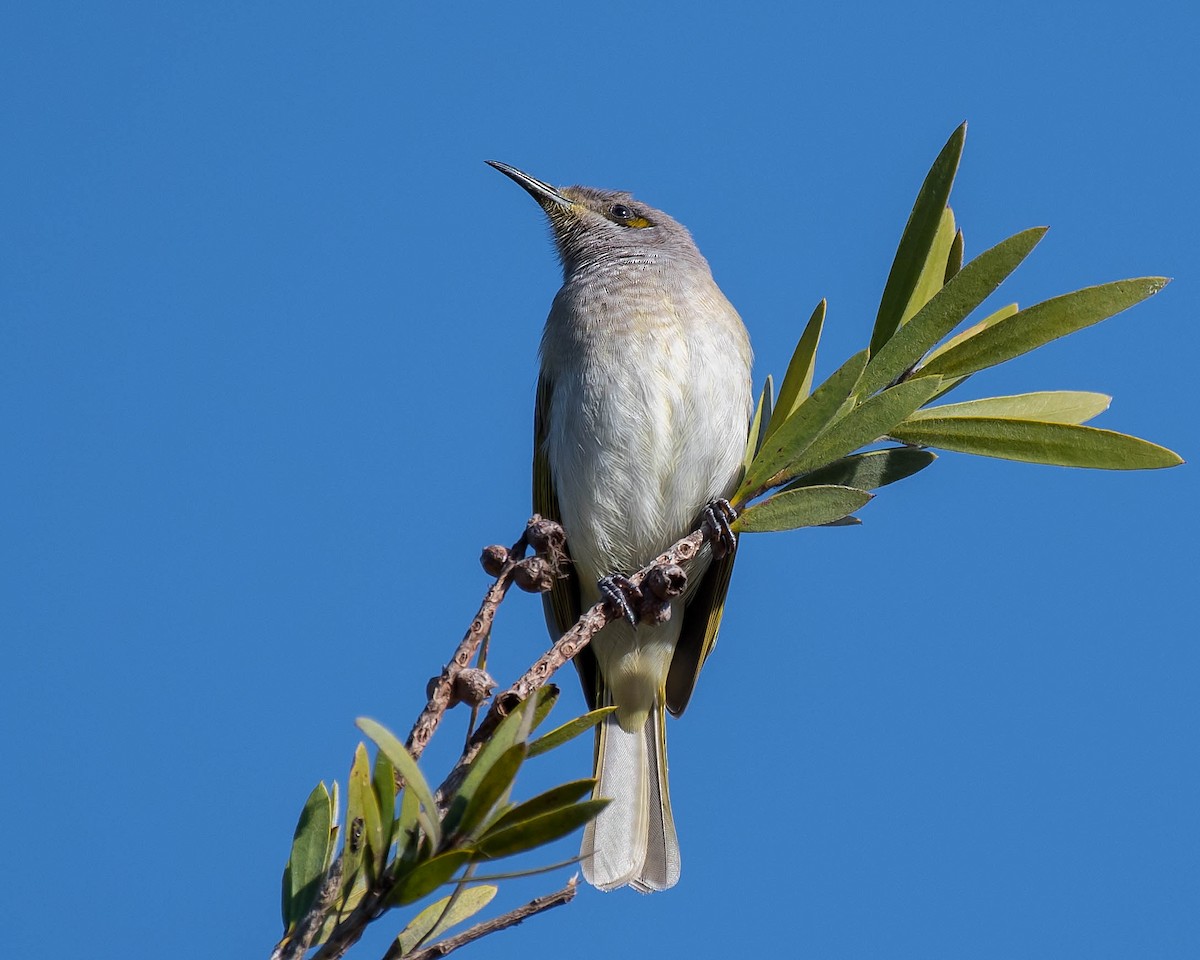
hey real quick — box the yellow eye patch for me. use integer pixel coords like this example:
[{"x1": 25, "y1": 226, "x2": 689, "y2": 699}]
[{"x1": 607, "y1": 202, "x2": 653, "y2": 228}]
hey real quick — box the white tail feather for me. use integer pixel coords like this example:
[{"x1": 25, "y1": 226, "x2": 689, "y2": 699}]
[
  {"x1": 581, "y1": 705, "x2": 679, "y2": 892},
  {"x1": 631, "y1": 703, "x2": 680, "y2": 891}
]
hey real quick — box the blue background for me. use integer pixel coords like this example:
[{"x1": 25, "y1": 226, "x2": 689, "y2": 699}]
[{"x1": 3, "y1": 3, "x2": 1196, "y2": 958}]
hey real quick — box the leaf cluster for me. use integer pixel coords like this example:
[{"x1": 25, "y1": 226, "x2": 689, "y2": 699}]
[
  {"x1": 734, "y1": 123, "x2": 1181, "y2": 533},
  {"x1": 276, "y1": 689, "x2": 613, "y2": 958}
]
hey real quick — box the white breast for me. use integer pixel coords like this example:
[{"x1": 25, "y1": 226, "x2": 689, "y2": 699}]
[{"x1": 540, "y1": 261, "x2": 752, "y2": 596}]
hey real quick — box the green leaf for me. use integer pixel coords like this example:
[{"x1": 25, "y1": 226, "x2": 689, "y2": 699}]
[
  {"x1": 736, "y1": 349, "x2": 868, "y2": 503},
  {"x1": 820, "y1": 515, "x2": 862, "y2": 527},
  {"x1": 357, "y1": 746, "x2": 384, "y2": 873},
  {"x1": 326, "y1": 870, "x2": 369, "y2": 940},
  {"x1": 860, "y1": 227, "x2": 1047, "y2": 396},
  {"x1": 528, "y1": 706, "x2": 617, "y2": 758},
  {"x1": 474, "y1": 799, "x2": 610, "y2": 860},
  {"x1": 780, "y1": 375, "x2": 945, "y2": 482},
  {"x1": 919, "y1": 303, "x2": 1019, "y2": 405},
  {"x1": 389, "y1": 850, "x2": 473, "y2": 907},
  {"x1": 907, "y1": 391, "x2": 1111, "y2": 425},
  {"x1": 734, "y1": 484, "x2": 874, "y2": 533},
  {"x1": 455, "y1": 688, "x2": 553, "y2": 815},
  {"x1": 342, "y1": 745, "x2": 371, "y2": 893},
  {"x1": 491, "y1": 685, "x2": 559, "y2": 754},
  {"x1": 479, "y1": 695, "x2": 534, "y2": 765},
  {"x1": 870, "y1": 122, "x2": 966, "y2": 356},
  {"x1": 395, "y1": 885, "x2": 499, "y2": 956},
  {"x1": 396, "y1": 781, "x2": 421, "y2": 864},
  {"x1": 782, "y1": 447, "x2": 937, "y2": 492},
  {"x1": 892, "y1": 417, "x2": 1183, "y2": 469},
  {"x1": 764, "y1": 300, "x2": 826, "y2": 439},
  {"x1": 283, "y1": 782, "x2": 334, "y2": 932},
  {"x1": 920, "y1": 278, "x2": 1170, "y2": 379},
  {"x1": 372, "y1": 749, "x2": 396, "y2": 858},
  {"x1": 440, "y1": 688, "x2": 557, "y2": 844},
  {"x1": 484, "y1": 778, "x2": 598, "y2": 834},
  {"x1": 924, "y1": 302, "x2": 1018, "y2": 365},
  {"x1": 356, "y1": 718, "x2": 441, "y2": 852},
  {"x1": 899, "y1": 206, "x2": 956, "y2": 327},
  {"x1": 945, "y1": 228, "x2": 964, "y2": 283},
  {"x1": 743, "y1": 376, "x2": 775, "y2": 469},
  {"x1": 448, "y1": 743, "x2": 528, "y2": 841},
  {"x1": 527, "y1": 683, "x2": 561, "y2": 734}
]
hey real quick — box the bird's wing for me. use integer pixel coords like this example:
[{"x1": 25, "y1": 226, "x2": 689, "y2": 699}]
[
  {"x1": 664, "y1": 538, "x2": 737, "y2": 717},
  {"x1": 533, "y1": 374, "x2": 597, "y2": 709}
]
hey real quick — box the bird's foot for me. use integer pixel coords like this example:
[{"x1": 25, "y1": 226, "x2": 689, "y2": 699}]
[
  {"x1": 598, "y1": 573, "x2": 641, "y2": 627},
  {"x1": 702, "y1": 498, "x2": 738, "y2": 558}
]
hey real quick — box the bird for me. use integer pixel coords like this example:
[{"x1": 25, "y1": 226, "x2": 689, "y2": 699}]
[{"x1": 487, "y1": 161, "x2": 753, "y2": 892}]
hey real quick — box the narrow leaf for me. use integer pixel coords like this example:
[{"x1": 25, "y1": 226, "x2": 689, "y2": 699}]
[
  {"x1": 327, "y1": 871, "x2": 369, "y2": 938},
  {"x1": 356, "y1": 718, "x2": 440, "y2": 851},
  {"x1": 820, "y1": 515, "x2": 862, "y2": 527},
  {"x1": 736, "y1": 349, "x2": 868, "y2": 503},
  {"x1": 484, "y1": 779, "x2": 598, "y2": 834},
  {"x1": 395, "y1": 885, "x2": 499, "y2": 956},
  {"x1": 342, "y1": 746, "x2": 372, "y2": 893},
  {"x1": 765, "y1": 300, "x2": 826, "y2": 438},
  {"x1": 474, "y1": 799, "x2": 610, "y2": 860},
  {"x1": 528, "y1": 706, "x2": 617, "y2": 758},
  {"x1": 372, "y1": 750, "x2": 396, "y2": 859},
  {"x1": 734, "y1": 484, "x2": 874, "y2": 533},
  {"x1": 945, "y1": 229, "x2": 964, "y2": 283},
  {"x1": 527, "y1": 683, "x2": 561, "y2": 734},
  {"x1": 283, "y1": 782, "x2": 334, "y2": 931},
  {"x1": 907, "y1": 391, "x2": 1111, "y2": 425},
  {"x1": 357, "y1": 750, "x2": 384, "y2": 873},
  {"x1": 389, "y1": 850, "x2": 473, "y2": 907},
  {"x1": 899, "y1": 206, "x2": 957, "y2": 327},
  {"x1": 870, "y1": 122, "x2": 966, "y2": 355},
  {"x1": 782, "y1": 447, "x2": 936, "y2": 492},
  {"x1": 860, "y1": 227, "x2": 1047, "y2": 396},
  {"x1": 892, "y1": 417, "x2": 1183, "y2": 469},
  {"x1": 781, "y1": 375, "x2": 945, "y2": 482},
  {"x1": 396, "y1": 782, "x2": 421, "y2": 863},
  {"x1": 921, "y1": 278, "x2": 1169, "y2": 379},
  {"x1": 924, "y1": 302, "x2": 1018, "y2": 365},
  {"x1": 449, "y1": 743, "x2": 528, "y2": 841},
  {"x1": 476, "y1": 694, "x2": 535, "y2": 768},
  {"x1": 743, "y1": 376, "x2": 774, "y2": 469},
  {"x1": 451, "y1": 688, "x2": 554, "y2": 830},
  {"x1": 924, "y1": 376, "x2": 969, "y2": 406}
]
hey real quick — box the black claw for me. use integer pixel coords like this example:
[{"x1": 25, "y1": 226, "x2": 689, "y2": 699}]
[
  {"x1": 703, "y1": 498, "x2": 738, "y2": 558},
  {"x1": 599, "y1": 573, "x2": 640, "y2": 626}
]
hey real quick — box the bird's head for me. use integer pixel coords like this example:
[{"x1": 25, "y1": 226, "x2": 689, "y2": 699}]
[{"x1": 486, "y1": 161, "x2": 707, "y2": 278}]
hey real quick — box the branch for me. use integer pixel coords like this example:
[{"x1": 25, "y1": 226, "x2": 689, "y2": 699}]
[
  {"x1": 393, "y1": 878, "x2": 578, "y2": 960},
  {"x1": 436, "y1": 524, "x2": 711, "y2": 804},
  {"x1": 405, "y1": 563, "x2": 515, "y2": 762},
  {"x1": 478, "y1": 524, "x2": 708, "y2": 745},
  {"x1": 406, "y1": 516, "x2": 569, "y2": 763}
]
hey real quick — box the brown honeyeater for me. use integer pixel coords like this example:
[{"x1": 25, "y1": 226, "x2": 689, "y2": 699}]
[{"x1": 489, "y1": 162, "x2": 752, "y2": 891}]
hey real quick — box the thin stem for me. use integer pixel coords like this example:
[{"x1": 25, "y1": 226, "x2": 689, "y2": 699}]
[{"x1": 400, "y1": 878, "x2": 578, "y2": 960}]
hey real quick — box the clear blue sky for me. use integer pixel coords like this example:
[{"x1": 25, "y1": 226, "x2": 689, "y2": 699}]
[{"x1": 3, "y1": 3, "x2": 1196, "y2": 958}]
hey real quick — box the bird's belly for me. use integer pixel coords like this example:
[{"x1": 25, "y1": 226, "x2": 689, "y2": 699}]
[{"x1": 545, "y1": 329, "x2": 746, "y2": 591}]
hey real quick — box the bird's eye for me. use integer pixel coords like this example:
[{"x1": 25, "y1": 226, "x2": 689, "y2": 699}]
[{"x1": 607, "y1": 202, "x2": 652, "y2": 228}]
